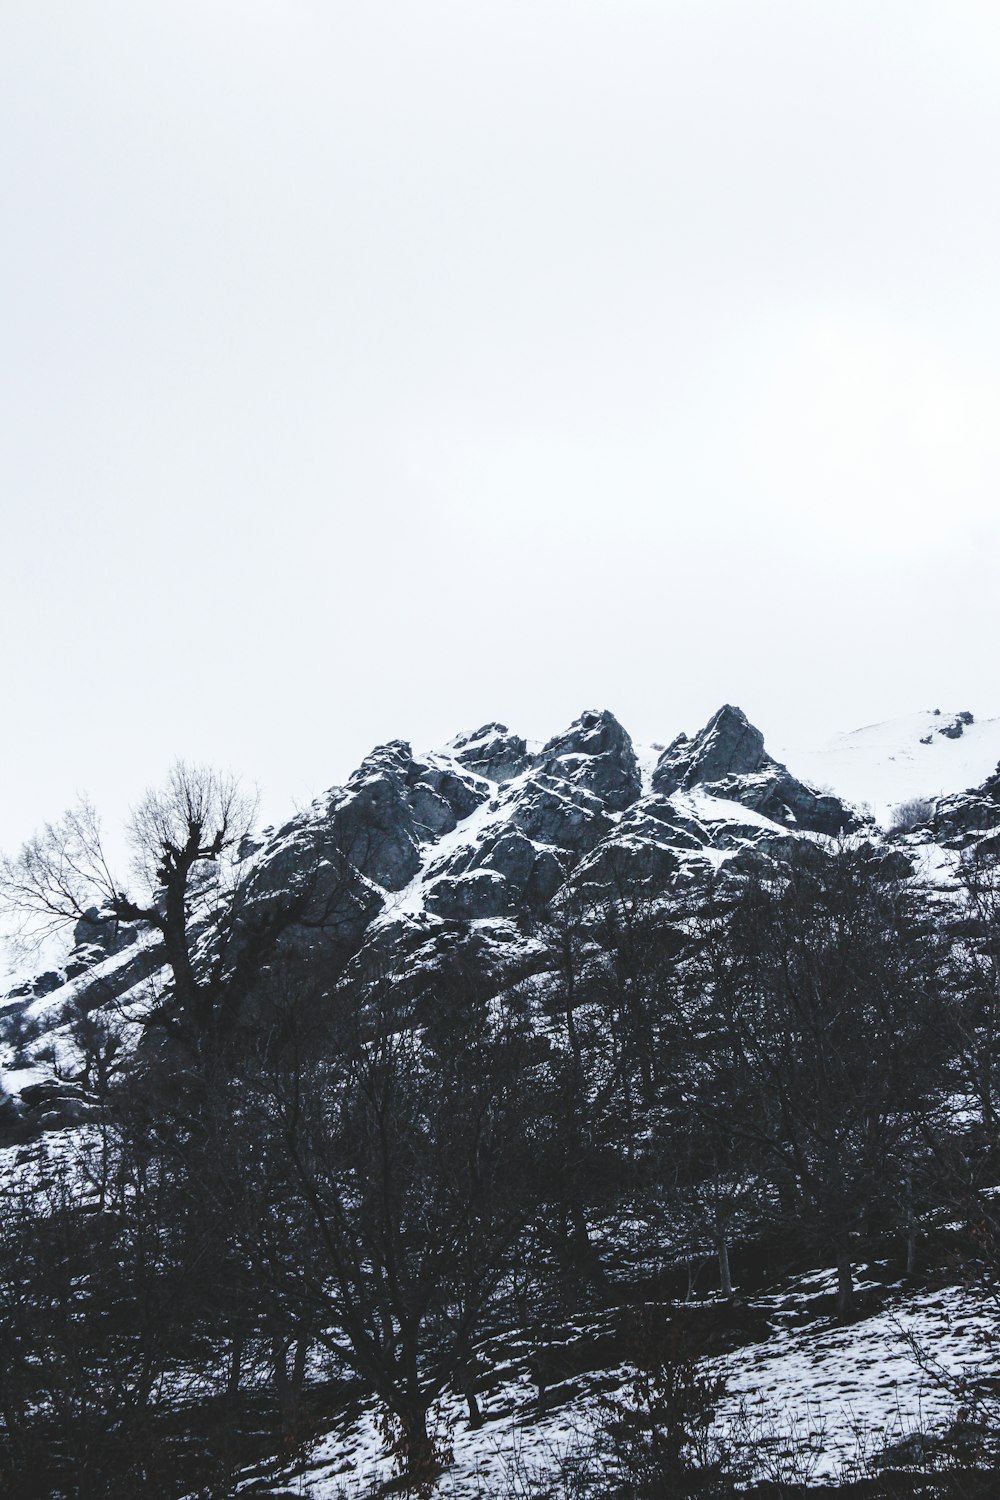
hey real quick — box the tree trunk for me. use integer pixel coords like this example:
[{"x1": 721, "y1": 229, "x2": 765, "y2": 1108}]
[
  {"x1": 162, "y1": 873, "x2": 203, "y2": 1024},
  {"x1": 570, "y1": 1201, "x2": 606, "y2": 1295},
  {"x1": 399, "y1": 1404, "x2": 437, "y2": 1485},
  {"x1": 227, "y1": 1333, "x2": 245, "y2": 1402},
  {"x1": 292, "y1": 1331, "x2": 309, "y2": 1397},
  {"x1": 717, "y1": 1235, "x2": 733, "y2": 1300},
  {"x1": 273, "y1": 1337, "x2": 298, "y2": 1443},
  {"x1": 835, "y1": 1235, "x2": 855, "y2": 1321}
]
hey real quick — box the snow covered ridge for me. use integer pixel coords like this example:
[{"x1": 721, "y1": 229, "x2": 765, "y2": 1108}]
[
  {"x1": 779, "y1": 707, "x2": 1000, "y2": 826},
  {"x1": 4, "y1": 701, "x2": 1000, "y2": 1108}
]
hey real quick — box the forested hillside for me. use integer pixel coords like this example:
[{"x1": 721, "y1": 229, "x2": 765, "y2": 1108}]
[{"x1": 3, "y1": 706, "x2": 1000, "y2": 1498}]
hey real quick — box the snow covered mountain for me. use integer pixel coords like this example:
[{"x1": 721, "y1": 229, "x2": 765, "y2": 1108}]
[
  {"x1": 4, "y1": 702, "x2": 1000, "y2": 1497},
  {"x1": 5, "y1": 701, "x2": 1000, "y2": 1110},
  {"x1": 0, "y1": 698, "x2": 995, "y2": 1149}
]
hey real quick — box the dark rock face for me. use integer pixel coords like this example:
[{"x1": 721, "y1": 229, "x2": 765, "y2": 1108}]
[
  {"x1": 938, "y1": 711, "x2": 975, "y2": 741},
  {"x1": 512, "y1": 777, "x2": 614, "y2": 856},
  {"x1": 424, "y1": 870, "x2": 512, "y2": 921},
  {"x1": 17, "y1": 1079, "x2": 98, "y2": 1129},
  {"x1": 72, "y1": 937, "x2": 167, "y2": 1015},
  {"x1": 927, "y1": 763, "x2": 1000, "y2": 849},
  {"x1": 652, "y1": 705, "x2": 767, "y2": 794},
  {"x1": 65, "y1": 908, "x2": 138, "y2": 979},
  {"x1": 0, "y1": 704, "x2": 877, "y2": 1037},
  {"x1": 445, "y1": 827, "x2": 568, "y2": 913},
  {"x1": 407, "y1": 784, "x2": 456, "y2": 841},
  {"x1": 332, "y1": 742, "x2": 425, "y2": 890},
  {"x1": 71, "y1": 907, "x2": 137, "y2": 959},
  {"x1": 6, "y1": 970, "x2": 65, "y2": 1001},
  {"x1": 572, "y1": 830, "x2": 683, "y2": 894},
  {"x1": 332, "y1": 740, "x2": 490, "y2": 890},
  {"x1": 705, "y1": 769, "x2": 857, "y2": 837},
  {"x1": 536, "y1": 709, "x2": 642, "y2": 812},
  {"x1": 420, "y1": 764, "x2": 486, "y2": 821},
  {"x1": 419, "y1": 711, "x2": 640, "y2": 920},
  {"x1": 450, "y1": 724, "x2": 529, "y2": 783},
  {"x1": 651, "y1": 706, "x2": 858, "y2": 837}
]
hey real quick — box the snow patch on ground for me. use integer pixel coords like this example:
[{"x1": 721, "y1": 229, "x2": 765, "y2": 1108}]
[
  {"x1": 238, "y1": 1277, "x2": 993, "y2": 1497},
  {"x1": 780, "y1": 710, "x2": 1000, "y2": 826}
]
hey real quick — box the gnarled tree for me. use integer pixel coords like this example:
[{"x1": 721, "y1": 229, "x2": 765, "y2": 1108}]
[{"x1": 0, "y1": 761, "x2": 255, "y2": 1047}]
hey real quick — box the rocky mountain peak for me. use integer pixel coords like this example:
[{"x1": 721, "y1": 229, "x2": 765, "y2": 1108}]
[
  {"x1": 652, "y1": 704, "x2": 767, "y2": 795},
  {"x1": 535, "y1": 708, "x2": 642, "y2": 813},
  {"x1": 651, "y1": 705, "x2": 859, "y2": 837}
]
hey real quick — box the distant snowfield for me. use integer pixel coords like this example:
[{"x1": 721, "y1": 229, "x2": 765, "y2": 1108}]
[{"x1": 775, "y1": 709, "x2": 1000, "y2": 826}]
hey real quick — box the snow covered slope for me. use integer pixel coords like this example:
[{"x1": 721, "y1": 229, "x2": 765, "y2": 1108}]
[{"x1": 778, "y1": 709, "x2": 1000, "y2": 825}]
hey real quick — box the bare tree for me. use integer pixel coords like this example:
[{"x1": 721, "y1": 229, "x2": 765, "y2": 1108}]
[
  {"x1": 0, "y1": 761, "x2": 255, "y2": 1043},
  {"x1": 947, "y1": 844, "x2": 1000, "y2": 1139},
  {"x1": 210, "y1": 960, "x2": 546, "y2": 1485},
  {"x1": 684, "y1": 844, "x2": 948, "y2": 1319}
]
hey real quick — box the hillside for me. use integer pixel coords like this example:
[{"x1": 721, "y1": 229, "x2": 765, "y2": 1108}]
[{"x1": 2, "y1": 703, "x2": 1000, "y2": 1498}]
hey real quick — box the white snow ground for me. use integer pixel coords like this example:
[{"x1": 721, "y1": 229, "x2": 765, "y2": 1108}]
[
  {"x1": 776, "y1": 709, "x2": 1000, "y2": 826},
  {"x1": 232, "y1": 1275, "x2": 995, "y2": 1497}
]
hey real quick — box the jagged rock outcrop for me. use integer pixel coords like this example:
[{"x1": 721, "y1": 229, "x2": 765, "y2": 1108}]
[
  {"x1": 709, "y1": 767, "x2": 857, "y2": 837},
  {"x1": 64, "y1": 907, "x2": 138, "y2": 979},
  {"x1": 450, "y1": 724, "x2": 529, "y2": 783},
  {"x1": 925, "y1": 763, "x2": 1000, "y2": 852},
  {"x1": 3, "y1": 701, "x2": 968, "y2": 1119},
  {"x1": 424, "y1": 827, "x2": 567, "y2": 918},
  {"x1": 652, "y1": 705, "x2": 767, "y2": 793},
  {"x1": 652, "y1": 705, "x2": 858, "y2": 837},
  {"x1": 5, "y1": 969, "x2": 66, "y2": 1001},
  {"x1": 535, "y1": 709, "x2": 642, "y2": 812},
  {"x1": 330, "y1": 740, "x2": 490, "y2": 890},
  {"x1": 18, "y1": 1078, "x2": 98, "y2": 1129},
  {"x1": 421, "y1": 710, "x2": 640, "y2": 919}
]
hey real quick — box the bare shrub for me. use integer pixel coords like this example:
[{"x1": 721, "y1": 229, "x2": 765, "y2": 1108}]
[{"x1": 888, "y1": 797, "x2": 935, "y2": 833}]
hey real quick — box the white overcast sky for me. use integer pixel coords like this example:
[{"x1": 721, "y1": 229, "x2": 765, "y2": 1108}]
[{"x1": 3, "y1": 1, "x2": 1000, "y2": 847}]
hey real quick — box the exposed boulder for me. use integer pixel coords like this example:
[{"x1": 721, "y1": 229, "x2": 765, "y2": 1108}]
[
  {"x1": 571, "y1": 832, "x2": 683, "y2": 895},
  {"x1": 926, "y1": 763, "x2": 1000, "y2": 850},
  {"x1": 512, "y1": 777, "x2": 615, "y2": 857},
  {"x1": 424, "y1": 870, "x2": 512, "y2": 921},
  {"x1": 470, "y1": 830, "x2": 537, "y2": 888},
  {"x1": 705, "y1": 769, "x2": 858, "y2": 837},
  {"x1": 450, "y1": 724, "x2": 529, "y2": 783},
  {"x1": 468, "y1": 829, "x2": 567, "y2": 910},
  {"x1": 70, "y1": 937, "x2": 167, "y2": 1014},
  {"x1": 232, "y1": 811, "x2": 384, "y2": 963},
  {"x1": 419, "y1": 762, "x2": 489, "y2": 821},
  {"x1": 64, "y1": 907, "x2": 139, "y2": 979},
  {"x1": 406, "y1": 784, "x2": 456, "y2": 841},
  {"x1": 70, "y1": 907, "x2": 138, "y2": 961},
  {"x1": 18, "y1": 1079, "x2": 99, "y2": 1129},
  {"x1": 332, "y1": 741, "x2": 424, "y2": 889},
  {"x1": 5, "y1": 970, "x2": 65, "y2": 1001},
  {"x1": 938, "y1": 711, "x2": 975, "y2": 740}
]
